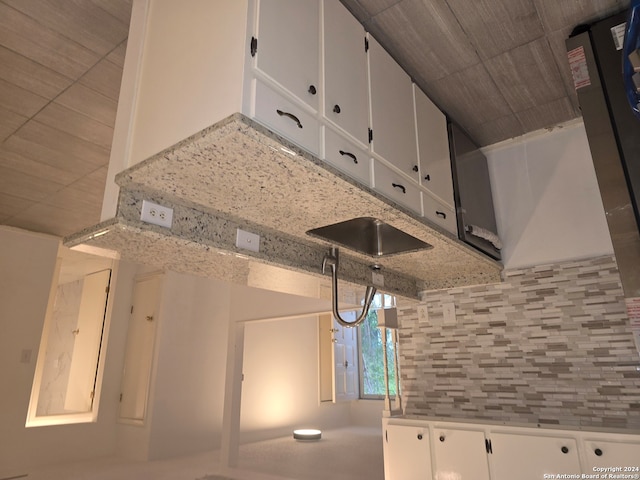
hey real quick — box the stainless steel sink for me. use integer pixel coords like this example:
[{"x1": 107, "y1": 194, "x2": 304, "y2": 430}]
[{"x1": 306, "y1": 217, "x2": 432, "y2": 257}]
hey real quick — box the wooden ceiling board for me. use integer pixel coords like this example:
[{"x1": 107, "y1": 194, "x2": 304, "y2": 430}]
[
  {"x1": 533, "y1": 0, "x2": 629, "y2": 33},
  {"x1": 0, "y1": 3, "x2": 100, "y2": 79},
  {"x1": 70, "y1": 167, "x2": 108, "y2": 197},
  {"x1": 0, "y1": 192, "x2": 33, "y2": 219},
  {"x1": 0, "y1": 45, "x2": 72, "y2": 100},
  {"x1": 445, "y1": 0, "x2": 544, "y2": 60},
  {"x1": 0, "y1": 165, "x2": 64, "y2": 202},
  {"x1": 4, "y1": 121, "x2": 110, "y2": 173},
  {"x1": 78, "y1": 58, "x2": 124, "y2": 101},
  {"x1": 0, "y1": 148, "x2": 83, "y2": 186},
  {"x1": 0, "y1": 106, "x2": 26, "y2": 142},
  {"x1": 35, "y1": 103, "x2": 114, "y2": 151},
  {"x1": 4, "y1": 200, "x2": 99, "y2": 237},
  {"x1": 46, "y1": 184, "x2": 104, "y2": 214},
  {"x1": 0, "y1": 77, "x2": 49, "y2": 118},
  {"x1": 515, "y1": 96, "x2": 575, "y2": 133},
  {"x1": 54, "y1": 83, "x2": 118, "y2": 127},
  {"x1": 372, "y1": 0, "x2": 480, "y2": 82},
  {"x1": 426, "y1": 62, "x2": 513, "y2": 127},
  {"x1": 4, "y1": 0, "x2": 130, "y2": 56},
  {"x1": 484, "y1": 37, "x2": 567, "y2": 112},
  {"x1": 466, "y1": 114, "x2": 526, "y2": 146},
  {"x1": 89, "y1": 0, "x2": 133, "y2": 25},
  {"x1": 349, "y1": 0, "x2": 403, "y2": 17},
  {"x1": 106, "y1": 40, "x2": 128, "y2": 68}
]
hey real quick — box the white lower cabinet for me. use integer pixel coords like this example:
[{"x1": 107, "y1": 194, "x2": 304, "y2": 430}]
[
  {"x1": 488, "y1": 432, "x2": 581, "y2": 480},
  {"x1": 384, "y1": 424, "x2": 432, "y2": 480},
  {"x1": 582, "y1": 438, "x2": 640, "y2": 472},
  {"x1": 432, "y1": 428, "x2": 491, "y2": 480},
  {"x1": 383, "y1": 418, "x2": 640, "y2": 480}
]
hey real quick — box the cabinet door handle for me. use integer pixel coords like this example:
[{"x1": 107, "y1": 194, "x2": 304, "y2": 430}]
[
  {"x1": 417, "y1": 434, "x2": 423, "y2": 440},
  {"x1": 594, "y1": 448, "x2": 603, "y2": 456},
  {"x1": 308, "y1": 85, "x2": 317, "y2": 95},
  {"x1": 561, "y1": 446, "x2": 569, "y2": 454},
  {"x1": 276, "y1": 109, "x2": 303, "y2": 129},
  {"x1": 339, "y1": 150, "x2": 358, "y2": 164},
  {"x1": 333, "y1": 104, "x2": 341, "y2": 113},
  {"x1": 392, "y1": 183, "x2": 406, "y2": 194},
  {"x1": 436, "y1": 211, "x2": 447, "y2": 219}
]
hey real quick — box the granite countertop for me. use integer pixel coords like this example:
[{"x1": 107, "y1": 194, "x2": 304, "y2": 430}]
[{"x1": 66, "y1": 114, "x2": 502, "y2": 299}]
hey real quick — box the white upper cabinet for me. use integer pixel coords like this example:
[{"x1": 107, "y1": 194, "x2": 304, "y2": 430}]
[
  {"x1": 322, "y1": 0, "x2": 369, "y2": 145},
  {"x1": 368, "y1": 35, "x2": 419, "y2": 179},
  {"x1": 254, "y1": 0, "x2": 320, "y2": 110},
  {"x1": 414, "y1": 85, "x2": 454, "y2": 208}
]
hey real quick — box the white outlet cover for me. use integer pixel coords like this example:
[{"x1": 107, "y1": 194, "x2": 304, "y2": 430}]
[
  {"x1": 442, "y1": 302, "x2": 456, "y2": 325},
  {"x1": 140, "y1": 200, "x2": 173, "y2": 228},
  {"x1": 236, "y1": 228, "x2": 260, "y2": 252}
]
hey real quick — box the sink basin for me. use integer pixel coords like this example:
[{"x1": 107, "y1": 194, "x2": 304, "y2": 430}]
[{"x1": 306, "y1": 217, "x2": 432, "y2": 257}]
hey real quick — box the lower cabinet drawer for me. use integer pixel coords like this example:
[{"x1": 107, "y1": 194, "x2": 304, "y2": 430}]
[
  {"x1": 372, "y1": 160, "x2": 422, "y2": 215},
  {"x1": 323, "y1": 128, "x2": 371, "y2": 186},
  {"x1": 253, "y1": 80, "x2": 320, "y2": 156},
  {"x1": 423, "y1": 191, "x2": 457, "y2": 234}
]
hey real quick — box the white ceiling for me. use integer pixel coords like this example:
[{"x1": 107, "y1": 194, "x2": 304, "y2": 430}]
[{"x1": 0, "y1": 0, "x2": 631, "y2": 239}]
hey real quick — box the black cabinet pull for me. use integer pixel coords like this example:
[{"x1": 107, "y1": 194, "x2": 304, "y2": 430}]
[
  {"x1": 276, "y1": 109, "x2": 303, "y2": 129},
  {"x1": 439, "y1": 435, "x2": 445, "y2": 442},
  {"x1": 339, "y1": 150, "x2": 358, "y2": 164},
  {"x1": 392, "y1": 183, "x2": 406, "y2": 194},
  {"x1": 412, "y1": 165, "x2": 419, "y2": 172},
  {"x1": 561, "y1": 446, "x2": 569, "y2": 454},
  {"x1": 424, "y1": 174, "x2": 431, "y2": 181},
  {"x1": 417, "y1": 434, "x2": 423, "y2": 440},
  {"x1": 308, "y1": 85, "x2": 317, "y2": 95},
  {"x1": 594, "y1": 448, "x2": 603, "y2": 456},
  {"x1": 333, "y1": 104, "x2": 341, "y2": 114},
  {"x1": 436, "y1": 211, "x2": 447, "y2": 219}
]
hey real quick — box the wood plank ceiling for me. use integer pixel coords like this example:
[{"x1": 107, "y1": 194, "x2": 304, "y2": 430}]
[{"x1": 0, "y1": 0, "x2": 632, "y2": 239}]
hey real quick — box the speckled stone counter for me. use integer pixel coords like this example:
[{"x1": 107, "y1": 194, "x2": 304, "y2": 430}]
[{"x1": 66, "y1": 114, "x2": 502, "y2": 298}]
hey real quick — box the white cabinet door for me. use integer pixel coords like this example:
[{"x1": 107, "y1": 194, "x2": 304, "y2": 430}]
[
  {"x1": 324, "y1": 127, "x2": 371, "y2": 186},
  {"x1": 423, "y1": 192, "x2": 457, "y2": 234},
  {"x1": 385, "y1": 424, "x2": 432, "y2": 480},
  {"x1": 373, "y1": 159, "x2": 422, "y2": 215},
  {"x1": 582, "y1": 439, "x2": 640, "y2": 472},
  {"x1": 368, "y1": 35, "x2": 418, "y2": 178},
  {"x1": 323, "y1": 0, "x2": 369, "y2": 145},
  {"x1": 432, "y1": 428, "x2": 491, "y2": 480},
  {"x1": 489, "y1": 432, "x2": 582, "y2": 480},
  {"x1": 254, "y1": 80, "x2": 320, "y2": 155},
  {"x1": 414, "y1": 85, "x2": 454, "y2": 208},
  {"x1": 254, "y1": 0, "x2": 319, "y2": 110}
]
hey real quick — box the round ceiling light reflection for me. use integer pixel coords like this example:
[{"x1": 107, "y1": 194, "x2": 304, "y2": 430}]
[{"x1": 293, "y1": 428, "x2": 322, "y2": 441}]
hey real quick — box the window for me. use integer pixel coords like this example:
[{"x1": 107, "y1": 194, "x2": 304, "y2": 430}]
[{"x1": 358, "y1": 294, "x2": 397, "y2": 399}]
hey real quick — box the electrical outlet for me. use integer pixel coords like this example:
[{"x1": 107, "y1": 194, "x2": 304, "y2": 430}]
[
  {"x1": 236, "y1": 228, "x2": 260, "y2": 252},
  {"x1": 417, "y1": 304, "x2": 429, "y2": 323},
  {"x1": 141, "y1": 200, "x2": 173, "y2": 228},
  {"x1": 372, "y1": 271, "x2": 385, "y2": 287}
]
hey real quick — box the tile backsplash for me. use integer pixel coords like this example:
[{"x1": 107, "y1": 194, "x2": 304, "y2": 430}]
[{"x1": 398, "y1": 255, "x2": 640, "y2": 430}]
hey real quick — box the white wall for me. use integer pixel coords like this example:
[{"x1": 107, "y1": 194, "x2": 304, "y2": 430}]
[
  {"x1": 485, "y1": 121, "x2": 614, "y2": 269},
  {"x1": 0, "y1": 227, "x2": 137, "y2": 477},
  {"x1": 240, "y1": 315, "x2": 352, "y2": 443},
  {"x1": 146, "y1": 272, "x2": 231, "y2": 459}
]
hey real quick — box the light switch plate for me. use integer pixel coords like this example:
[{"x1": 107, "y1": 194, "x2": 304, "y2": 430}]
[
  {"x1": 443, "y1": 302, "x2": 456, "y2": 325},
  {"x1": 417, "y1": 304, "x2": 429, "y2": 323},
  {"x1": 236, "y1": 228, "x2": 260, "y2": 252}
]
